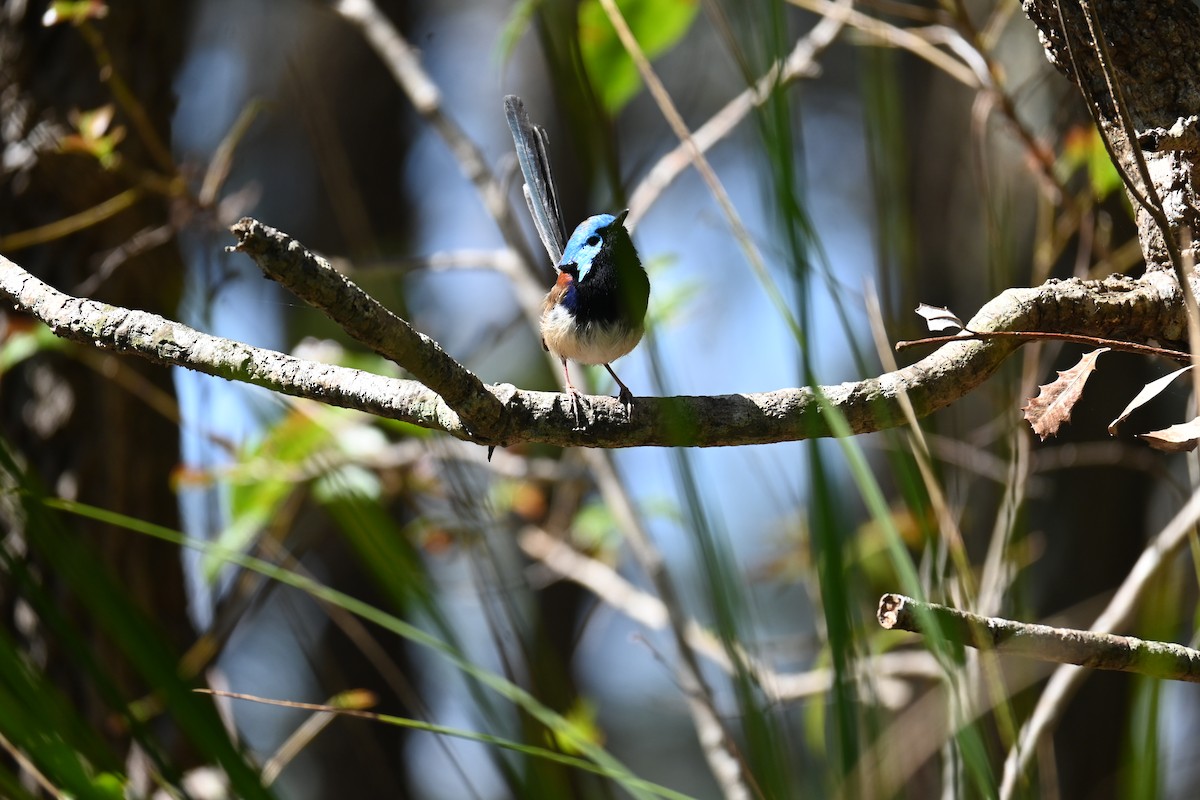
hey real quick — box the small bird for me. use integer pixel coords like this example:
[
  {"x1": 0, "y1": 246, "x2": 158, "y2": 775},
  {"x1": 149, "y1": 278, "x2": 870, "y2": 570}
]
[
  {"x1": 541, "y1": 210, "x2": 649, "y2": 407},
  {"x1": 504, "y1": 96, "x2": 649, "y2": 426}
]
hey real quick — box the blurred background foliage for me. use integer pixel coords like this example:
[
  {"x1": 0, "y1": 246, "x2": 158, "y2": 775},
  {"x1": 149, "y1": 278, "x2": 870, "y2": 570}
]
[{"x1": 0, "y1": 0, "x2": 1194, "y2": 798}]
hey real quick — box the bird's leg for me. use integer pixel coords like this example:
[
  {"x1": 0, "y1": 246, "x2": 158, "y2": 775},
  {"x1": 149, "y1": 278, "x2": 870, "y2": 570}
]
[
  {"x1": 604, "y1": 363, "x2": 635, "y2": 414},
  {"x1": 561, "y1": 357, "x2": 589, "y2": 429}
]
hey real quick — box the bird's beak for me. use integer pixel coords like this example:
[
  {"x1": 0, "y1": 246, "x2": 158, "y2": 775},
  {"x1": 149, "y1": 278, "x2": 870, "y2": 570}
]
[{"x1": 614, "y1": 209, "x2": 630, "y2": 227}]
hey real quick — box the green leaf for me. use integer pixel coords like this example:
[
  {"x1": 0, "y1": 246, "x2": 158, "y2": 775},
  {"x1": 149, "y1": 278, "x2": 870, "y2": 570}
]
[
  {"x1": 578, "y1": 0, "x2": 699, "y2": 113},
  {"x1": 42, "y1": 0, "x2": 108, "y2": 27},
  {"x1": 92, "y1": 772, "x2": 126, "y2": 799},
  {"x1": 571, "y1": 498, "x2": 622, "y2": 552},
  {"x1": 0, "y1": 323, "x2": 67, "y2": 374},
  {"x1": 1060, "y1": 125, "x2": 1123, "y2": 201},
  {"x1": 643, "y1": 254, "x2": 696, "y2": 329},
  {"x1": 547, "y1": 698, "x2": 604, "y2": 755},
  {"x1": 207, "y1": 408, "x2": 337, "y2": 578}
]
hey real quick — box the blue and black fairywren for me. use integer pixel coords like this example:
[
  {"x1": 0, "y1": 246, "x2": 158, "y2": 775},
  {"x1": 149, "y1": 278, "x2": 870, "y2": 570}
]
[{"x1": 504, "y1": 96, "x2": 650, "y2": 425}]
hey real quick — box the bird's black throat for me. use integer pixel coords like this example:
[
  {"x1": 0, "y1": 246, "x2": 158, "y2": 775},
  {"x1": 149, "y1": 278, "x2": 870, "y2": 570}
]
[{"x1": 564, "y1": 231, "x2": 649, "y2": 329}]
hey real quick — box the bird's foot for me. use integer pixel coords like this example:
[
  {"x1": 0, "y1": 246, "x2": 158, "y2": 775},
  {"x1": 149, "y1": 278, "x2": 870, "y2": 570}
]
[
  {"x1": 567, "y1": 388, "x2": 591, "y2": 431},
  {"x1": 602, "y1": 363, "x2": 636, "y2": 420},
  {"x1": 615, "y1": 386, "x2": 635, "y2": 418}
]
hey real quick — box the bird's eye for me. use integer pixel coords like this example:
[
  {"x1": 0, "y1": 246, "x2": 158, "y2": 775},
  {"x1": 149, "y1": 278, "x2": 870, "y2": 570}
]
[{"x1": 587, "y1": 235, "x2": 601, "y2": 247}]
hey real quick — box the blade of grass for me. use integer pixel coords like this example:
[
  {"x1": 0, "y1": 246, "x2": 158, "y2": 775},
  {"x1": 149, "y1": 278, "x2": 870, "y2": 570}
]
[
  {"x1": 0, "y1": 443, "x2": 273, "y2": 800},
  {"x1": 204, "y1": 687, "x2": 691, "y2": 794},
  {"x1": 312, "y1": 463, "x2": 524, "y2": 793},
  {"x1": 48, "y1": 497, "x2": 689, "y2": 800},
  {"x1": 808, "y1": 392, "x2": 997, "y2": 796}
]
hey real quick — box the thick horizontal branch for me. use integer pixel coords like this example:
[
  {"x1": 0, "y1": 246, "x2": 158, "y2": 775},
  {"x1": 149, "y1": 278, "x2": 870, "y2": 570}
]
[
  {"x1": 878, "y1": 593, "x2": 1200, "y2": 683},
  {"x1": 0, "y1": 238, "x2": 1187, "y2": 448}
]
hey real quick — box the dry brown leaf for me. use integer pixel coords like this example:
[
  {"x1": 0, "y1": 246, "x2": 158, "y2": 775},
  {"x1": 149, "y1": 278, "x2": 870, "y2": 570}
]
[
  {"x1": 1023, "y1": 348, "x2": 1110, "y2": 440},
  {"x1": 1108, "y1": 365, "x2": 1194, "y2": 435},
  {"x1": 1138, "y1": 418, "x2": 1200, "y2": 452},
  {"x1": 915, "y1": 303, "x2": 965, "y2": 332}
]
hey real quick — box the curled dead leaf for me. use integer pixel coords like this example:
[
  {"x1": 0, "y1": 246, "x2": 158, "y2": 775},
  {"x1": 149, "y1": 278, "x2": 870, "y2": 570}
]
[
  {"x1": 915, "y1": 303, "x2": 965, "y2": 333},
  {"x1": 1108, "y1": 365, "x2": 1194, "y2": 436},
  {"x1": 1138, "y1": 418, "x2": 1200, "y2": 452}
]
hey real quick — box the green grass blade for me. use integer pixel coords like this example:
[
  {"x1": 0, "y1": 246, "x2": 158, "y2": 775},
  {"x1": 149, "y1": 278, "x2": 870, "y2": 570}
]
[
  {"x1": 0, "y1": 443, "x2": 273, "y2": 800},
  {"x1": 48, "y1": 497, "x2": 690, "y2": 800}
]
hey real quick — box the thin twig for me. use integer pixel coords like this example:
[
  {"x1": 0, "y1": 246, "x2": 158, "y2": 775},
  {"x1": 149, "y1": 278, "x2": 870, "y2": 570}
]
[
  {"x1": 946, "y1": 0, "x2": 1070, "y2": 205},
  {"x1": 788, "y1": 0, "x2": 979, "y2": 87},
  {"x1": 75, "y1": 223, "x2": 175, "y2": 296},
  {"x1": 626, "y1": 5, "x2": 847, "y2": 227},
  {"x1": 896, "y1": 329, "x2": 1190, "y2": 362},
  {"x1": 520, "y1": 527, "x2": 940, "y2": 704},
  {"x1": 599, "y1": 0, "x2": 800, "y2": 353},
  {"x1": 261, "y1": 706, "x2": 338, "y2": 786},
  {"x1": 199, "y1": 100, "x2": 269, "y2": 208},
  {"x1": 0, "y1": 188, "x2": 143, "y2": 252},
  {"x1": 332, "y1": 0, "x2": 537, "y2": 279}
]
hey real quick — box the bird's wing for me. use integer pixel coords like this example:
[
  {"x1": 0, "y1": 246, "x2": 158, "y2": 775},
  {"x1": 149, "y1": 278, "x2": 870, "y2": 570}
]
[{"x1": 504, "y1": 95, "x2": 566, "y2": 266}]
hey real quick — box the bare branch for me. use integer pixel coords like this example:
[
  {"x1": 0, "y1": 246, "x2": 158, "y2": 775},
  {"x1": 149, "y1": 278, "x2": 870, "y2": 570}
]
[
  {"x1": 0, "y1": 252, "x2": 470, "y2": 431},
  {"x1": 879, "y1": 593, "x2": 1200, "y2": 681},
  {"x1": 332, "y1": 0, "x2": 536, "y2": 276},
  {"x1": 788, "y1": 0, "x2": 980, "y2": 87},
  {"x1": 2, "y1": 236, "x2": 1190, "y2": 449},
  {"x1": 522, "y1": 528, "x2": 941, "y2": 704},
  {"x1": 626, "y1": 4, "x2": 847, "y2": 227},
  {"x1": 998, "y1": 484, "x2": 1200, "y2": 798}
]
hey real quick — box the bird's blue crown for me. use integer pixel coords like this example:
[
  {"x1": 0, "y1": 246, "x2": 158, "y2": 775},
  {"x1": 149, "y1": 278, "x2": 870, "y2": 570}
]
[{"x1": 559, "y1": 213, "x2": 621, "y2": 284}]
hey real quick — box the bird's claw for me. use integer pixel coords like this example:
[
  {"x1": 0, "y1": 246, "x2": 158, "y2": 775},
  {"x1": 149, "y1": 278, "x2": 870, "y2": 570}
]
[
  {"x1": 616, "y1": 386, "x2": 635, "y2": 418},
  {"x1": 567, "y1": 389, "x2": 591, "y2": 431},
  {"x1": 562, "y1": 385, "x2": 633, "y2": 430}
]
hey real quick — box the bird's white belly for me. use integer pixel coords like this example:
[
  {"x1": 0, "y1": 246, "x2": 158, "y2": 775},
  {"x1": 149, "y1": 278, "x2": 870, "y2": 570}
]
[{"x1": 541, "y1": 304, "x2": 643, "y2": 365}]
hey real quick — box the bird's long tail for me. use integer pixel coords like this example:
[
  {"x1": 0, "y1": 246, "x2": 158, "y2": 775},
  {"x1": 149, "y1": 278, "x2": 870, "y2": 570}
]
[{"x1": 504, "y1": 95, "x2": 566, "y2": 266}]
